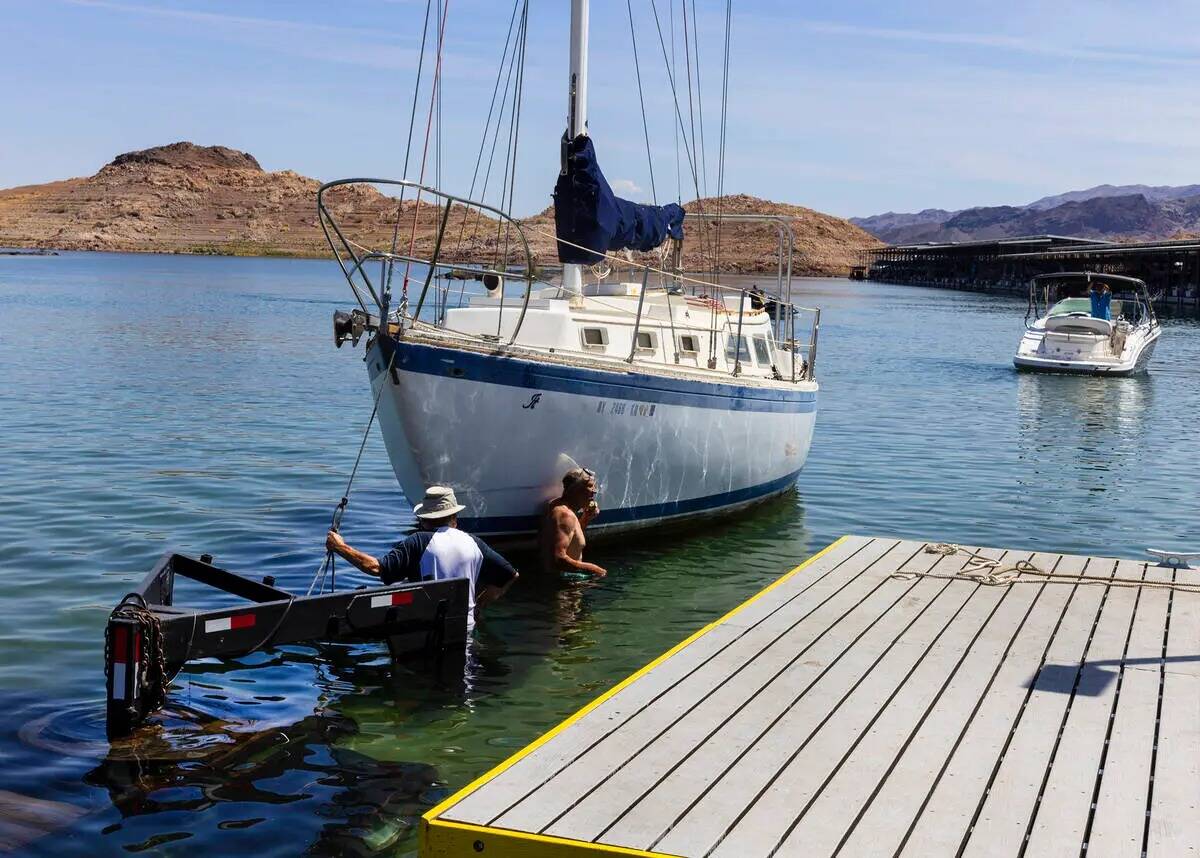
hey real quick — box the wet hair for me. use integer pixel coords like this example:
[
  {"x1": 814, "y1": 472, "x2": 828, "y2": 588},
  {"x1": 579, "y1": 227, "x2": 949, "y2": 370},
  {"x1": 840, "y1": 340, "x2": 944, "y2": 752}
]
[{"x1": 562, "y1": 467, "x2": 595, "y2": 490}]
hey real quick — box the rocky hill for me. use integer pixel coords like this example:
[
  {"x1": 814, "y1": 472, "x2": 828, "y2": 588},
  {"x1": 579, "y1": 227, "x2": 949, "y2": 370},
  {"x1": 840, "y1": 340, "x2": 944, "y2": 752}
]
[
  {"x1": 853, "y1": 183, "x2": 1200, "y2": 245},
  {"x1": 0, "y1": 142, "x2": 880, "y2": 276}
]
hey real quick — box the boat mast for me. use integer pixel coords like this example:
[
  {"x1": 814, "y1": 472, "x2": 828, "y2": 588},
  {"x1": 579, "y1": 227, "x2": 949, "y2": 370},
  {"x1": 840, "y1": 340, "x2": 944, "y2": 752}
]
[{"x1": 562, "y1": 0, "x2": 590, "y2": 297}]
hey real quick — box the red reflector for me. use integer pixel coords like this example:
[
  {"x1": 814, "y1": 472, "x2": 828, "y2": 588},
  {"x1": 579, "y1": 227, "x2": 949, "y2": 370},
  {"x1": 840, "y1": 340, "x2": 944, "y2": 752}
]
[
  {"x1": 133, "y1": 630, "x2": 142, "y2": 662},
  {"x1": 392, "y1": 592, "x2": 414, "y2": 606},
  {"x1": 230, "y1": 614, "x2": 256, "y2": 630},
  {"x1": 112, "y1": 626, "x2": 128, "y2": 663}
]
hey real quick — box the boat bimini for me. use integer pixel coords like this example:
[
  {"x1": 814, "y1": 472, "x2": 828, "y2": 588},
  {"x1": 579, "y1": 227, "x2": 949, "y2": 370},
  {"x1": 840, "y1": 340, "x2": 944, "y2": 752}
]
[
  {"x1": 318, "y1": 2, "x2": 820, "y2": 542},
  {"x1": 1014, "y1": 272, "x2": 1160, "y2": 375}
]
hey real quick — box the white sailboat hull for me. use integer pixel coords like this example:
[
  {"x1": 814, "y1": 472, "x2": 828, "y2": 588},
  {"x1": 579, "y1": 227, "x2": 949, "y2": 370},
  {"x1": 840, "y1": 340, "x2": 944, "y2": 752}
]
[{"x1": 367, "y1": 336, "x2": 817, "y2": 539}]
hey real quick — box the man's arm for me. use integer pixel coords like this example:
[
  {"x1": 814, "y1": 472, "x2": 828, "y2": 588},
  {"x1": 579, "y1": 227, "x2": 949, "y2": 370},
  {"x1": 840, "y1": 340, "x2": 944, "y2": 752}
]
[
  {"x1": 326, "y1": 531, "x2": 380, "y2": 576},
  {"x1": 473, "y1": 537, "x2": 519, "y2": 614},
  {"x1": 550, "y1": 509, "x2": 607, "y2": 577}
]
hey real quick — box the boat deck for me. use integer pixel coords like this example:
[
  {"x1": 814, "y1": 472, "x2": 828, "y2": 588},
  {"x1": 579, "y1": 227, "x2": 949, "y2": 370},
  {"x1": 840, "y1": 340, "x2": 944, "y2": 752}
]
[{"x1": 421, "y1": 535, "x2": 1200, "y2": 857}]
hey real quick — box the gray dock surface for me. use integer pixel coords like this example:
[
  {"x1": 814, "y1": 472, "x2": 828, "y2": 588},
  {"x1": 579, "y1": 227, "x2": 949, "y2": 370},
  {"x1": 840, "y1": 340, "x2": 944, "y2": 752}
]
[{"x1": 422, "y1": 535, "x2": 1200, "y2": 857}]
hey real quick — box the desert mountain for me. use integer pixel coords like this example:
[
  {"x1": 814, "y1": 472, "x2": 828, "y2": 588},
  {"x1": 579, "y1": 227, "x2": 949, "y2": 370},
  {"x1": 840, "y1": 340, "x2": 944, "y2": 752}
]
[
  {"x1": 852, "y1": 182, "x2": 1200, "y2": 245},
  {"x1": 0, "y1": 142, "x2": 880, "y2": 276}
]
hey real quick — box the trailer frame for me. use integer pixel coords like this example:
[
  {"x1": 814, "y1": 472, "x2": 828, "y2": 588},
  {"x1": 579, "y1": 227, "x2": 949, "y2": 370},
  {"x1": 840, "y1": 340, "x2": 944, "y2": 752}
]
[{"x1": 104, "y1": 552, "x2": 469, "y2": 739}]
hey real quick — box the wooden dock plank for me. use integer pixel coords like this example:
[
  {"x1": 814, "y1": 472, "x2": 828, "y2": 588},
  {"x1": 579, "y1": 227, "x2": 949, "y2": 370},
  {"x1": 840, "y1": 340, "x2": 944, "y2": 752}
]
[
  {"x1": 440, "y1": 535, "x2": 882, "y2": 826},
  {"x1": 1162, "y1": 569, "x2": 1200, "y2": 676},
  {"x1": 1022, "y1": 558, "x2": 1144, "y2": 857},
  {"x1": 1087, "y1": 560, "x2": 1169, "y2": 855},
  {"x1": 490, "y1": 538, "x2": 908, "y2": 834},
  {"x1": 774, "y1": 550, "x2": 1045, "y2": 857},
  {"x1": 1148, "y1": 568, "x2": 1200, "y2": 856},
  {"x1": 835, "y1": 551, "x2": 1080, "y2": 858},
  {"x1": 424, "y1": 539, "x2": 1199, "y2": 858},
  {"x1": 703, "y1": 549, "x2": 1008, "y2": 858},
  {"x1": 902, "y1": 552, "x2": 1105, "y2": 857},
  {"x1": 651, "y1": 543, "x2": 999, "y2": 858},
  {"x1": 574, "y1": 540, "x2": 960, "y2": 850}
]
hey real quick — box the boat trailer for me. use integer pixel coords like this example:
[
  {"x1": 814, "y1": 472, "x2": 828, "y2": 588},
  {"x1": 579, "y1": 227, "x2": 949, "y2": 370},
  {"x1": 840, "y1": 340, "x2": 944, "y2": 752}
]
[{"x1": 104, "y1": 552, "x2": 468, "y2": 739}]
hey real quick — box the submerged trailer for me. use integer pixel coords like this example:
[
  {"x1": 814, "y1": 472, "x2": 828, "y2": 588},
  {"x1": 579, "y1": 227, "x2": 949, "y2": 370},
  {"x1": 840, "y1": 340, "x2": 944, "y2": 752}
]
[{"x1": 104, "y1": 552, "x2": 469, "y2": 739}]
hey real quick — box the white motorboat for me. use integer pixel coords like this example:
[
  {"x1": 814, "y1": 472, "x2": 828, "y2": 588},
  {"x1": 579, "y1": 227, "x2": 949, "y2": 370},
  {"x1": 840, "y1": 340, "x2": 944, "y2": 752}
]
[
  {"x1": 317, "y1": 1, "x2": 820, "y2": 541},
  {"x1": 1014, "y1": 272, "x2": 1160, "y2": 375}
]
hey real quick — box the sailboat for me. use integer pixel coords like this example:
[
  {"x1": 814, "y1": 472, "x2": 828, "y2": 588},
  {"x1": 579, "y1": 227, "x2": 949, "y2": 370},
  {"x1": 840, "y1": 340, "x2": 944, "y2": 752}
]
[{"x1": 318, "y1": 0, "x2": 820, "y2": 540}]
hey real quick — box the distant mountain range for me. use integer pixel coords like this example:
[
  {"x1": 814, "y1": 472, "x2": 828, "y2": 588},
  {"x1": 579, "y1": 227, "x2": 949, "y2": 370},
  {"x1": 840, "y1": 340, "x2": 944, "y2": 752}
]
[{"x1": 852, "y1": 184, "x2": 1200, "y2": 245}]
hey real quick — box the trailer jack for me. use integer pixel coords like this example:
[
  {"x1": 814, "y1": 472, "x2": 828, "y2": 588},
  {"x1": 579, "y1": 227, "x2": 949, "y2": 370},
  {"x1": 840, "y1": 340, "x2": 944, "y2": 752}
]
[{"x1": 104, "y1": 552, "x2": 469, "y2": 739}]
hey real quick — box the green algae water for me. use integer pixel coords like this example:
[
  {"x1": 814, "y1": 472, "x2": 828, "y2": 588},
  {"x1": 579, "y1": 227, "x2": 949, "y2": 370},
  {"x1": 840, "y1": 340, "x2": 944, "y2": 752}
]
[{"x1": 1, "y1": 253, "x2": 1198, "y2": 856}]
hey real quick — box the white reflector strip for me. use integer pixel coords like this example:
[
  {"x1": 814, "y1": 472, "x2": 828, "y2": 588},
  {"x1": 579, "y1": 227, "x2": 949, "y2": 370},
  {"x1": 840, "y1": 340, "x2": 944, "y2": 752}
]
[
  {"x1": 205, "y1": 617, "x2": 232, "y2": 633},
  {"x1": 112, "y1": 663, "x2": 127, "y2": 700},
  {"x1": 370, "y1": 592, "x2": 414, "y2": 608}
]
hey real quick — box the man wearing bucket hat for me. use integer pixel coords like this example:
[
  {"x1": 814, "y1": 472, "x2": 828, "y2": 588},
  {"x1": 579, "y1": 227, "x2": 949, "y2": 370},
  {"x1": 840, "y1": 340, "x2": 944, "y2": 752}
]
[{"x1": 326, "y1": 486, "x2": 518, "y2": 624}]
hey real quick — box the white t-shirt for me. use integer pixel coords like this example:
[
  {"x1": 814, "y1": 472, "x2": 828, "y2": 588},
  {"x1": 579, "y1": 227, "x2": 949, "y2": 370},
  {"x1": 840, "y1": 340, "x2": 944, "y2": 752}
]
[{"x1": 420, "y1": 526, "x2": 485, "y2": 624}]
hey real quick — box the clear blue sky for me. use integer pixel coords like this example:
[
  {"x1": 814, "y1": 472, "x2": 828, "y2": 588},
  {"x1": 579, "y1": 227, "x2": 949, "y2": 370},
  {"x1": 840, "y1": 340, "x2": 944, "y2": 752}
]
[{"x1": 4, "y1": 0, "x2": 1200, "y2": 218}]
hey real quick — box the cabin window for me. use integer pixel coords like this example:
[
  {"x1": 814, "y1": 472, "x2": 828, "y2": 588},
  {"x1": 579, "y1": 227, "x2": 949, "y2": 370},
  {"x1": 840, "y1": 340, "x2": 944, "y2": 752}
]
[
  {"x1": 635, "y1": 331, "x2": 658, "y2": 351},
  {"x1": 725, "y1": 334, "x2": 751, "y2": 363},
  {"x1": 752, "y1": 335, "x2": 772, "y2": 365},
  {"x1": 581, "y1": 327, "x2": 608, "y2": 349},
  {"x1": 678, "y1": 334, "x2": 700, "y2": 354}
]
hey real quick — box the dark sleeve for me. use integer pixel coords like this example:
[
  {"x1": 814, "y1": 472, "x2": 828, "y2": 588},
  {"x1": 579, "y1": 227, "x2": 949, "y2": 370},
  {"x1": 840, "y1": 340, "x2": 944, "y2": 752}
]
[
  {"x1": 472, "y1": 536, "x2": 518, "y2": 589},
  {"x1": 377, "y1": 532, "x2": 432, "y2": 585}
]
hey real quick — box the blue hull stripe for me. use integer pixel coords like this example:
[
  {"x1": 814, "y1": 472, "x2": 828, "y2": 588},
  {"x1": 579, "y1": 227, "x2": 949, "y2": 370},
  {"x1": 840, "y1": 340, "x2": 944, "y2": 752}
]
[
  {"x1": 375, "y1": 336, "x2": 817, "y2": 414},
  {"x1": 459, "y1": 468, "x2": 802, "y2": 534}
]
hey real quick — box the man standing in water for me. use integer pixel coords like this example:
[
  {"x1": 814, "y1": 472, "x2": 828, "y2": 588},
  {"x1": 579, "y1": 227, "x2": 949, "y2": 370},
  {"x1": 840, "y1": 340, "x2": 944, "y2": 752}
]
[
  {"x1": 326, "y1": 485, "x2": 518, "y2": 624},
  {"x1": 540, "y1": 467, "x2": 607, "y2": 577}
]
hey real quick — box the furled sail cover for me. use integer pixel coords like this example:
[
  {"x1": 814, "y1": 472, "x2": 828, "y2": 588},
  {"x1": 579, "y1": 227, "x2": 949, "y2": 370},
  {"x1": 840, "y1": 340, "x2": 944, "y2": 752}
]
[{"x1": 553, "y1": 134, "x2": 685, "y2": 264}]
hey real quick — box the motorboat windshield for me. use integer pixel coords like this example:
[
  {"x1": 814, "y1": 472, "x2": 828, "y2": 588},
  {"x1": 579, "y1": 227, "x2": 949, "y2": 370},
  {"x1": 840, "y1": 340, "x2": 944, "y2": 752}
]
[{"x1": 1047, "y1": 297, "x2": 1092, "y2": 316}]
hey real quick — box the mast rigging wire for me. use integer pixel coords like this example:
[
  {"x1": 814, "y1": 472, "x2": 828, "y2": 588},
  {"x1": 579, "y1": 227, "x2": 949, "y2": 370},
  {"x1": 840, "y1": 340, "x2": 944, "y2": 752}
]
[
  {"x1": 713, "y1": 0, "x2": 732, "y2": 285},
  {"x1": 453, "y1": 0, "x2": 523, "y2": 250},
  {"x1": 399, "y1": 0, "x2": 452, "y2": 299},
  {"x1": 626, "y1": 0, "x2": 658, "y2": 205},
  {"x1": 384, "y1": 0, "x2": 434, "y2": 300}
]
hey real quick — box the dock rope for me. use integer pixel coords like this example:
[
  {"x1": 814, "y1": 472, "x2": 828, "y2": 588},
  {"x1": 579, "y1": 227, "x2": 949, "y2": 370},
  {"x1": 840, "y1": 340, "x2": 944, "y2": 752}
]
[{"x1": 892, "y1": 543, "x2": 1200, "y2": 593}]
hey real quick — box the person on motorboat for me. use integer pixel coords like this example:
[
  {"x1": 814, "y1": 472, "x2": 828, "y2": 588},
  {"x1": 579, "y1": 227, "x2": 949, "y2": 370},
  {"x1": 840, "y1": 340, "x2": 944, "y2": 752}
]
[
  {"x1": 325, "y1": 485, "x2": 518, "y2": 624},
  {"x1": 1089, "y1": 282, "x2": 1112, "y2": 320},
  {"x1": 540, "y1": 467, "x2": 607, "y2": 578}
]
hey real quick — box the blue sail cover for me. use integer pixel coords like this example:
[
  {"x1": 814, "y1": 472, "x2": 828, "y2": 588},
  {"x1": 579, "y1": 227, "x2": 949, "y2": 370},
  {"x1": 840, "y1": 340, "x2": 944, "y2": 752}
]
[{"x1": 553, "y1": 134, "x2": 685, "y2": 264}]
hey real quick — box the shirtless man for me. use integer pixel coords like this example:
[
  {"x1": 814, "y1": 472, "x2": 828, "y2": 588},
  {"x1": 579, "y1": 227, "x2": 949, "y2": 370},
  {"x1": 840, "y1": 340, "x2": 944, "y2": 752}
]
[{"x1": 540, "y1": 467, "x2": 607, "y2": 577}]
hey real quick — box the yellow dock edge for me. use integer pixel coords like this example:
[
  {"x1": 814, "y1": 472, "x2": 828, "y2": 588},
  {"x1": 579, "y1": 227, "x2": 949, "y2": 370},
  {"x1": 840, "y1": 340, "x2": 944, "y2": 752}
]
[
  {"x1": 421, "y1": 818, "x2": 676, "y2": 857},
  {"x1": 420, "y1": 535, "x2": 853, "y2": 857}
]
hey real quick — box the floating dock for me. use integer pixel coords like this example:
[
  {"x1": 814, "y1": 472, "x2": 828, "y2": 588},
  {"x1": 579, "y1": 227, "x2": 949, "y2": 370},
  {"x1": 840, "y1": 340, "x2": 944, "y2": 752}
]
[{"x1": 421, "y1": 535, "x2": 1200, "y2": 857}]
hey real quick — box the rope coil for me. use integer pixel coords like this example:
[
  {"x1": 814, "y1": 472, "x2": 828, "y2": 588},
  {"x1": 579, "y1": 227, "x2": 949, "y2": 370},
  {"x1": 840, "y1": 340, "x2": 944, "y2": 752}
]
[{"x1": 892, "y1": 543, "x2": 1200, "y2": 593}]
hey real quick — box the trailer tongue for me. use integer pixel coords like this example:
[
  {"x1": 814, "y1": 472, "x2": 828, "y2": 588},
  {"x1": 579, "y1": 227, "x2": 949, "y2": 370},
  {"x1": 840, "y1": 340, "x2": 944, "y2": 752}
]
[{"x1": 103, "y1": 552, "x2": 468, "y2": 739}]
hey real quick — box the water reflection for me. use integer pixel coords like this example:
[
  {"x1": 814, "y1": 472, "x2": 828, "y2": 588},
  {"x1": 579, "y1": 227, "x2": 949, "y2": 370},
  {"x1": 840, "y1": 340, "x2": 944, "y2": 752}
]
[
  {"x1": 85, "y1": 710, "x2": 438, "y2": 856},
  {"x1": 1015, "y1": 372, "x2": 1153, "y2": 502}
]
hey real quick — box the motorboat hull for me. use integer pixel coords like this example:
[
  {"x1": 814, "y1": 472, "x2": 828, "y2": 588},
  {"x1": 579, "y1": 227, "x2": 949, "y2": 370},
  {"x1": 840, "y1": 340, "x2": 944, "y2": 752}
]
[
  {"x1": 1013, "y1": 325, "x2": 1160, "y2": 376},
  {"x1": 366, "y1": 335, "x2": 817, "y2": 539}
]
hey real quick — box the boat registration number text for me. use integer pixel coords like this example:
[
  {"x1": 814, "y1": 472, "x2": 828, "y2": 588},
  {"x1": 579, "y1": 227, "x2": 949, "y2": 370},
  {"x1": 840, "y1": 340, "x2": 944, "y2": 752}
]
[{"x1": 596, "y1": 400, "x2": 656, "y2": 417}]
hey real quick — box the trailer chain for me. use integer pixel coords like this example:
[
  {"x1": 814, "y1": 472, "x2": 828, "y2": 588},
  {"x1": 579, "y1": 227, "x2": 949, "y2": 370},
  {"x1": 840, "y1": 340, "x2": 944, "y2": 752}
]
[{"x1": 105, "y1": 594, "x2": 170, "y2": 713}]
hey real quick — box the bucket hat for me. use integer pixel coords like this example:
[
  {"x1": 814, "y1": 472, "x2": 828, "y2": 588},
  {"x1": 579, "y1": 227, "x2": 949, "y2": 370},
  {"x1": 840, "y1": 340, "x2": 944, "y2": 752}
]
[{"x1": 413, "y1": 486, "x2": 466, "y2": 520}]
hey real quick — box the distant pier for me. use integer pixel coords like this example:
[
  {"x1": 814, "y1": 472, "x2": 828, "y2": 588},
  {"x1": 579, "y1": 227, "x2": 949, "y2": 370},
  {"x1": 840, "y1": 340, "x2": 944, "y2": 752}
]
[
  {"x1": 863, "y1": 235, "x2": 1200, "y2": 313},
  {"x1": 421, "y1": 535, "x2": 1200, "y2": 857}
]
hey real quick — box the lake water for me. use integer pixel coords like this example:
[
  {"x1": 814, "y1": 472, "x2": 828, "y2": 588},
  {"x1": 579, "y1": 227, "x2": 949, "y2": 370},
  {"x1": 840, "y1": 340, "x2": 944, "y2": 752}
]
[{"x1": 1, "y1": 253, "x2": 1197, "y2": 856}]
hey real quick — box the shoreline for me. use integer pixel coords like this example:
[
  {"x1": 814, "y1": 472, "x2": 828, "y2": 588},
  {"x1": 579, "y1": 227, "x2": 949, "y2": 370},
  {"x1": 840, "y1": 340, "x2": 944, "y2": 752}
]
[{"x1": 0, "y1": 242, "x2": 853, "y2": 278}]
